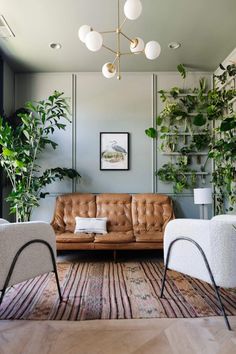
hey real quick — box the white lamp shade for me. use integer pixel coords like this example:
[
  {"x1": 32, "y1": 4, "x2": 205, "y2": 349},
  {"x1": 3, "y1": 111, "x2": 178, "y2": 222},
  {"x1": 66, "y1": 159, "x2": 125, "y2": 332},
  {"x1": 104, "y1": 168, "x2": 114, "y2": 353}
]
[
  {"x1": 145, "y1": 41, "x2": 161, "y2": 60},
  {"x1": 102, "y1": 63, "x2": 116, "y2": 79},
  {"x1": 193, "y1": 188, "x2": 212, "y2": 205},
  {"x1": 85, "y1": 31, "x2": 103, "y2": 52},
  {"x1": 78, "y1": 25, "x2": 92, "y2": 43},
  {"x1": 124, "y1": 0, "x2": 142, "y2": 20},
  {"x1": 130, "y1": 37, "x2": 144, "y2": 53}
]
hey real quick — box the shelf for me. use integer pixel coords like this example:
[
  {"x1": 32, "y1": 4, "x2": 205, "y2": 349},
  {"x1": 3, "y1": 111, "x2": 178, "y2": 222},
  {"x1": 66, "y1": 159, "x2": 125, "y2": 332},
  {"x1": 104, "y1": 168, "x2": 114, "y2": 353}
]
[
  {"x1": 184, "y1": 172, "x2": 209, "y2": 175},
  {"x1": 229, "y1": 96, "x2": 236, "y2": 105},
  {"x1": 188, "y1": 112, "x2": 207, "y2": 116},
  {"x1": 164, "y1": 133, "x2": 207, "y2": 136},
  {"x1": 162, "y1": 152, "x2": 208, "y2": 156},
  {"x1": 158, "y1": 93, "x2": 208, "y2": 97},
  {"x1": 218, "y1": 76, "x2": 235, "y2": 90}
]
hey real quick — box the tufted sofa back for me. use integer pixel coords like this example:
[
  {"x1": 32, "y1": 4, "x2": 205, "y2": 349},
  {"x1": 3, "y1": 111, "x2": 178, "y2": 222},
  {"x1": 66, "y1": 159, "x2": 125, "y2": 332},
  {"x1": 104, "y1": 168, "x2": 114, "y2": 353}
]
[
  {"x1": 96, "y1": 194, "x2": 132, "y2": 232},
  {"x1": 131, "y1": 194, "x2": 174, "y2": 236},
  {"x1": 51, "y1": 193, "x2": 174, "y2": 236},
  {"x1": 51, "y1": 193, "x2": 96, "y2": 233}
]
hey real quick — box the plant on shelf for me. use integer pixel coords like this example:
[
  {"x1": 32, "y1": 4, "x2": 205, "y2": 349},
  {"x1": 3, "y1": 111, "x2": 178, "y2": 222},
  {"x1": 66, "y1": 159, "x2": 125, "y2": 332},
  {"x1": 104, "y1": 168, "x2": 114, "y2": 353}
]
[
  {"x1": 156, "y1": 157, "x2": 197, "y2": 194},
  {"x1": 145, "y1": 64, "x2": 211, "y2": 194},
  {"x1": 145, "y1": 63, "x2": 236, "y2": 202},
  {"x1": 0, "y1": 91, "x2": 81, "y2": 222}
]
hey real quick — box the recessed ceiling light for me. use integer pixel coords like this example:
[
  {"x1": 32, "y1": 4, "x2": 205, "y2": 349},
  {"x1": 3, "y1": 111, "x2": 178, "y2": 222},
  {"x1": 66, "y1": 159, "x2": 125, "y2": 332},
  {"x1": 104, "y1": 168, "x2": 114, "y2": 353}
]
[
  {"x1": 168, "y1": 42, "x2": 181, "y2": 50},
  {"x1": 49, "y1": 43, "x2": 62, "y2": 50}
]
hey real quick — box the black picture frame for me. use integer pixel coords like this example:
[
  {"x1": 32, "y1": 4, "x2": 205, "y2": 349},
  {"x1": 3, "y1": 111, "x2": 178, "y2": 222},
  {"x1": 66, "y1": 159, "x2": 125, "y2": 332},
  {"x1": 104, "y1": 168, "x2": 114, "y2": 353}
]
[{"x1": 100, "y1": 132, "x2": 130, "y2": 170}]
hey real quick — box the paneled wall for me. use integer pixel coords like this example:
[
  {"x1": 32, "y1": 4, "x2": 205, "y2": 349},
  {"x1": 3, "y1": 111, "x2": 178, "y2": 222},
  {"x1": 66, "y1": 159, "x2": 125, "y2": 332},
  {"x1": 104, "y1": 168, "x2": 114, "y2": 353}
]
[
  {"x1": 14, "y1": 71, "x2": 212, "y2": 221},
  {"x1": 75, "y1": 73, "x2": 153, "y2": 193},
  {"x1": 2, "y1": 61, "x2": 15, "y2": 220},
  {"x1": 15, "y1": 73, "x2": 154, "y2": 221}
]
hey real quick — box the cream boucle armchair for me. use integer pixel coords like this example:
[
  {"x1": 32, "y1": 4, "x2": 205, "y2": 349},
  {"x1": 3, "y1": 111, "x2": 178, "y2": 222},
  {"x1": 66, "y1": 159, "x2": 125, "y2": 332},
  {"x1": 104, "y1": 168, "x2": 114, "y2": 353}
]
[
  {"x1": 0, "y1": 218, "x2": 62, "y2": 306},
  {"x1": 161, "y1": 215, "x2": 236, "y2": 330}
]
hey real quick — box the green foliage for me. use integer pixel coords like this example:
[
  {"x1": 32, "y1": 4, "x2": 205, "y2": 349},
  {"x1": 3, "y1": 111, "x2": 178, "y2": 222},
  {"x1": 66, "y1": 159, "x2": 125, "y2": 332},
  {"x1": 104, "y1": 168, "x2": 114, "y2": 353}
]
[
  {"x1": 156, "y1": 159, "x2": 197, "y2": 194},
  {"x1": 177, "y1": 64, "x2": 186, "y2": 79},
  {"x1": 214, "y1": 63, "x2": 236, "y2": 85},
  {"x1": 145, "y1": 63, "x2": 236, "y2": 204},
  {"x1": 208, "y1": 114, "x2": 236, "y2": 212},
  {"x1": 0, "y1": 91, "x2": 80, "y2": 221},
  {"x1": 145, "y1": 127, "x2": 157, "y2": 138}
]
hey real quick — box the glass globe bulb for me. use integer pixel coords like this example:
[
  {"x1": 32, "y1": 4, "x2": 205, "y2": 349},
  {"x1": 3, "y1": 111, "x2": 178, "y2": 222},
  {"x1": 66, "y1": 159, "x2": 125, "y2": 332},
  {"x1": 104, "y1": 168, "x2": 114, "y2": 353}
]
[
  {"x1": 78, "y1": 25, "x2": 92, "y2": 43},
  {"x1": 130, "y1": 37, "x2": 144, "y2": 54},
  {"x1": 102, "y1": 63, "x2": 116, "y2": 79},
  {"x1": 145, "y1": 41, "x2": 161, "y2": 60},
  {"x1": 85, "y1": 31, "x2": 103, "y2": 52},
  {"x1": 124, "y1": 0, "x2": 142, "y2": 20}
]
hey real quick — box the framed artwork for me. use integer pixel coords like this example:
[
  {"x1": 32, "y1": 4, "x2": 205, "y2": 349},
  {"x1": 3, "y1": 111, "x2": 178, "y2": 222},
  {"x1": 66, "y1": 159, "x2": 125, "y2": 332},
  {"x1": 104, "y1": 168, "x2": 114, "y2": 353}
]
[{"x1": 100, "y1": 132, "x2": 130, "y2": 170}]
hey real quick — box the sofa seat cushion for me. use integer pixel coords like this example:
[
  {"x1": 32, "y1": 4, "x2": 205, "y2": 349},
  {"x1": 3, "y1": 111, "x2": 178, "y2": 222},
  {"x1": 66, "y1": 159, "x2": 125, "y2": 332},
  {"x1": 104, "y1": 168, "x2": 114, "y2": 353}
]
[
  {"x1": 135, "y1": 232, "x2": 163, "y2": 243},
  {"x1": 94, "y1": 231, "x2": 134, "y2": 243},
  {"x1": 56, "y1": 232, "x2": 94, "y2": 243}
]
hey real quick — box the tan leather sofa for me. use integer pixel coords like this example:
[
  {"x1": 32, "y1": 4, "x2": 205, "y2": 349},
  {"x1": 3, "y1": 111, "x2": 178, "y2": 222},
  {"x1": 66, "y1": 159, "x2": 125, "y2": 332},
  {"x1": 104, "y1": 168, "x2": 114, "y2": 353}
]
[{"x1": 51, "y1": 193, "x2": 174, "y2": 251}]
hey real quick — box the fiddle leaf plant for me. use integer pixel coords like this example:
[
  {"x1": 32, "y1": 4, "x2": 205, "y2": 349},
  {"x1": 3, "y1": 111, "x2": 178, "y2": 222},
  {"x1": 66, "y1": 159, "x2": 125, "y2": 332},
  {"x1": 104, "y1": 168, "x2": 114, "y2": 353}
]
[{"x1": 0, "y1": 91, "x2": 81, "y2": 222}]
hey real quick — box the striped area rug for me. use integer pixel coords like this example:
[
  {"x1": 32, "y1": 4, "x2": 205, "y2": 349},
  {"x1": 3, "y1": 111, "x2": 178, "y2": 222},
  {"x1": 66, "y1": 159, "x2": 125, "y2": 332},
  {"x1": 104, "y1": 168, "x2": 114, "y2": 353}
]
[{"x1": 0, "y1": 259, "x2": 236, "y2": 320}]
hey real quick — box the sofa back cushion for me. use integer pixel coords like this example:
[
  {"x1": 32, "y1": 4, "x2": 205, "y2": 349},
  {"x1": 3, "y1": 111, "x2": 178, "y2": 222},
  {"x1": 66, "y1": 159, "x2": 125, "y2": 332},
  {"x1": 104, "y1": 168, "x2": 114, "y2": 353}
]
[
  {"x1": 51, "y1": 193, "x2": 96, "y2": 233},
  {"x1": 96, "y1": 194, "x2": 132, "y2": 232},
  {"x1": 131, "y1": 194, "x2": 174, "y2": 236}
]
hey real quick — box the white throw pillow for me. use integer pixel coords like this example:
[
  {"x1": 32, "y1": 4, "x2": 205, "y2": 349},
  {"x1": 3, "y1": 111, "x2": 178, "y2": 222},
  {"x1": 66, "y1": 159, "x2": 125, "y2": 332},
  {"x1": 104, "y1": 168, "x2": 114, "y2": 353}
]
[{"x1": 74, "y1": 217, "x2": 107, "y2": 234}]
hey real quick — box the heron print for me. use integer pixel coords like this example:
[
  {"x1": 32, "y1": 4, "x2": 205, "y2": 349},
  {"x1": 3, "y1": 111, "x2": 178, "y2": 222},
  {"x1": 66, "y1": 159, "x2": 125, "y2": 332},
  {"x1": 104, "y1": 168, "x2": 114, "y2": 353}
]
[{"x1": 100, "y1": 133, "x2": 129, "y2": 170}]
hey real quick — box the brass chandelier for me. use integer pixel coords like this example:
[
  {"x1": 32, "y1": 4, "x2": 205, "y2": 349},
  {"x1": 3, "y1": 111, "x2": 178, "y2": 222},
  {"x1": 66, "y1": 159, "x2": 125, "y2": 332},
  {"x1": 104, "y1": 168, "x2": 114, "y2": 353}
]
[{"x1": 78, "y1": 0, "x2": 161, "y2": 80}]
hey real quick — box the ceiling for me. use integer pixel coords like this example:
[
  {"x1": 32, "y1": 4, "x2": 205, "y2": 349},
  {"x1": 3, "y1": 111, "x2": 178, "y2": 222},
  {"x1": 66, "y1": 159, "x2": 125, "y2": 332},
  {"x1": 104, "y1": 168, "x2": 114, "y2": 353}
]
[{"x1": 0, "y1": 0, "x2": 235, "y2": 73}]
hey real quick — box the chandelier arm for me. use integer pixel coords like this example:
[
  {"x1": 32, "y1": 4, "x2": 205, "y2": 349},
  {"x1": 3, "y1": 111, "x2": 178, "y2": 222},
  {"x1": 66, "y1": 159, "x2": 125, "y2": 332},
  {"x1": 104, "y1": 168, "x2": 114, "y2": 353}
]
[
  {"x1": 100, "y1": 30, "x2": 116, "y2": 34},
  {"x1": 120, "y1": 51, "x2": 144, "y2": 56},
  {"x1": 120, "y1": 31, "x2": 134, "y2": 43},
  {"x1": 117, "y1": 0, "x2": 121, "y2": 79},
  {"x1": 102, "y1": 44, "x2": 117, "y2": 55},
  {"x1": 119, "y1": 17, "x2": 127, "y2": 30},
  {"x1": 112, "y1": 55, "x2": 119, "y2": 65}
]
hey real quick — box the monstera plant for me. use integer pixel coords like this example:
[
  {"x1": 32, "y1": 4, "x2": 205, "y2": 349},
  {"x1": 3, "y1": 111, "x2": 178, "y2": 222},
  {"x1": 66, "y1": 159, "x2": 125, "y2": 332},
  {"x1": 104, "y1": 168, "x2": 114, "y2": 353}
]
[{"x1": 0, "y1": 91, "x2": 80, "y2": 222}]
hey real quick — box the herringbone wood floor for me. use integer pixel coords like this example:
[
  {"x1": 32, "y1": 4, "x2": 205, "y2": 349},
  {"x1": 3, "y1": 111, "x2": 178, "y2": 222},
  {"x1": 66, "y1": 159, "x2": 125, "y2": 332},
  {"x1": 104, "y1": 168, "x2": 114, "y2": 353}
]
[{"x1": 0, "y1": 317, "x2": 236, "y2": 354}]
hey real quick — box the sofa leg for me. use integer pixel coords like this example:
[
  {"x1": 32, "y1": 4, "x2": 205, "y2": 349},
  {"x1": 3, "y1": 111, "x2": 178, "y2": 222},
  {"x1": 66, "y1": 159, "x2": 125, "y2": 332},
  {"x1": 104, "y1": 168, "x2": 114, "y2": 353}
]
[{"x1": 113, "y1": 250, "x2": 117, "y2": 263}]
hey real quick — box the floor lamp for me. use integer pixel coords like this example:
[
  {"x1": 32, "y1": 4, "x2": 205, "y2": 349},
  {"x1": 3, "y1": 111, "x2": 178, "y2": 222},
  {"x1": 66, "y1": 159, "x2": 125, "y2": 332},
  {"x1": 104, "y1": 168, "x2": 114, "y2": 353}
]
[{"x1": 193, "y1": 188, "x2": 212, "y2": 219}]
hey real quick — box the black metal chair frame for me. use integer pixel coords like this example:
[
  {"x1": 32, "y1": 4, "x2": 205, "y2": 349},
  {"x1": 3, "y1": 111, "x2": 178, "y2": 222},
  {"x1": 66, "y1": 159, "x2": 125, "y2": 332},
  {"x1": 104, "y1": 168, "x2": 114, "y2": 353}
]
[
  {"x1": 160, "y1": 237, "x2": 232, "y2": 331},
  {"x1": 0, "y1": 239, "x2": 62, "y2": 307}
]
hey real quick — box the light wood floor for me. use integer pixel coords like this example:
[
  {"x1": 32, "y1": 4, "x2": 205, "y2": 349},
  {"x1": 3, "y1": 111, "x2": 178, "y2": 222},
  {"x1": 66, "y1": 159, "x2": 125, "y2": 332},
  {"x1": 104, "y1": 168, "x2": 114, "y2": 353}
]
[{"x1": 0, "y1": 317, "x2": 236, "y2": 354}]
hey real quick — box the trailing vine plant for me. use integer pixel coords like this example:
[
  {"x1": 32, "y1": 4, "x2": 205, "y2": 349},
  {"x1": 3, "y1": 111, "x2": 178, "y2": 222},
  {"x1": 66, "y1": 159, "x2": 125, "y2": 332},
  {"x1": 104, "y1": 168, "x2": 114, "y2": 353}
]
[
  {"x1": 209, "y1": 63, "x2": 236, "y2": 213},
  {"x1": 146, "y1": 63, "x2": 236, "y2": 210},
  {"x1": 0, "y1": 91, "x2": 81, "y2": 222}
]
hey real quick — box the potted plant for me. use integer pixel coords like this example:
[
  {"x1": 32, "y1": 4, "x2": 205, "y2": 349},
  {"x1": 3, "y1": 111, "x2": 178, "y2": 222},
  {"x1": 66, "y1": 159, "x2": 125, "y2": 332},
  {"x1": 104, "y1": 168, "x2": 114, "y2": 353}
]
[{"x1": 0, "y1": 91, "x2": 80, "y2": 222}]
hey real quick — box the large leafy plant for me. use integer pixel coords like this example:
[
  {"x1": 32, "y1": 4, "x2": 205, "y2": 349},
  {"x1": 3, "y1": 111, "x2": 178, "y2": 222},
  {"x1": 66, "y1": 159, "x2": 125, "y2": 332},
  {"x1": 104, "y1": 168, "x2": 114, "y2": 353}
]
[{"x1": 0, "y1": 91, "x2": 80, "y2": 222}]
